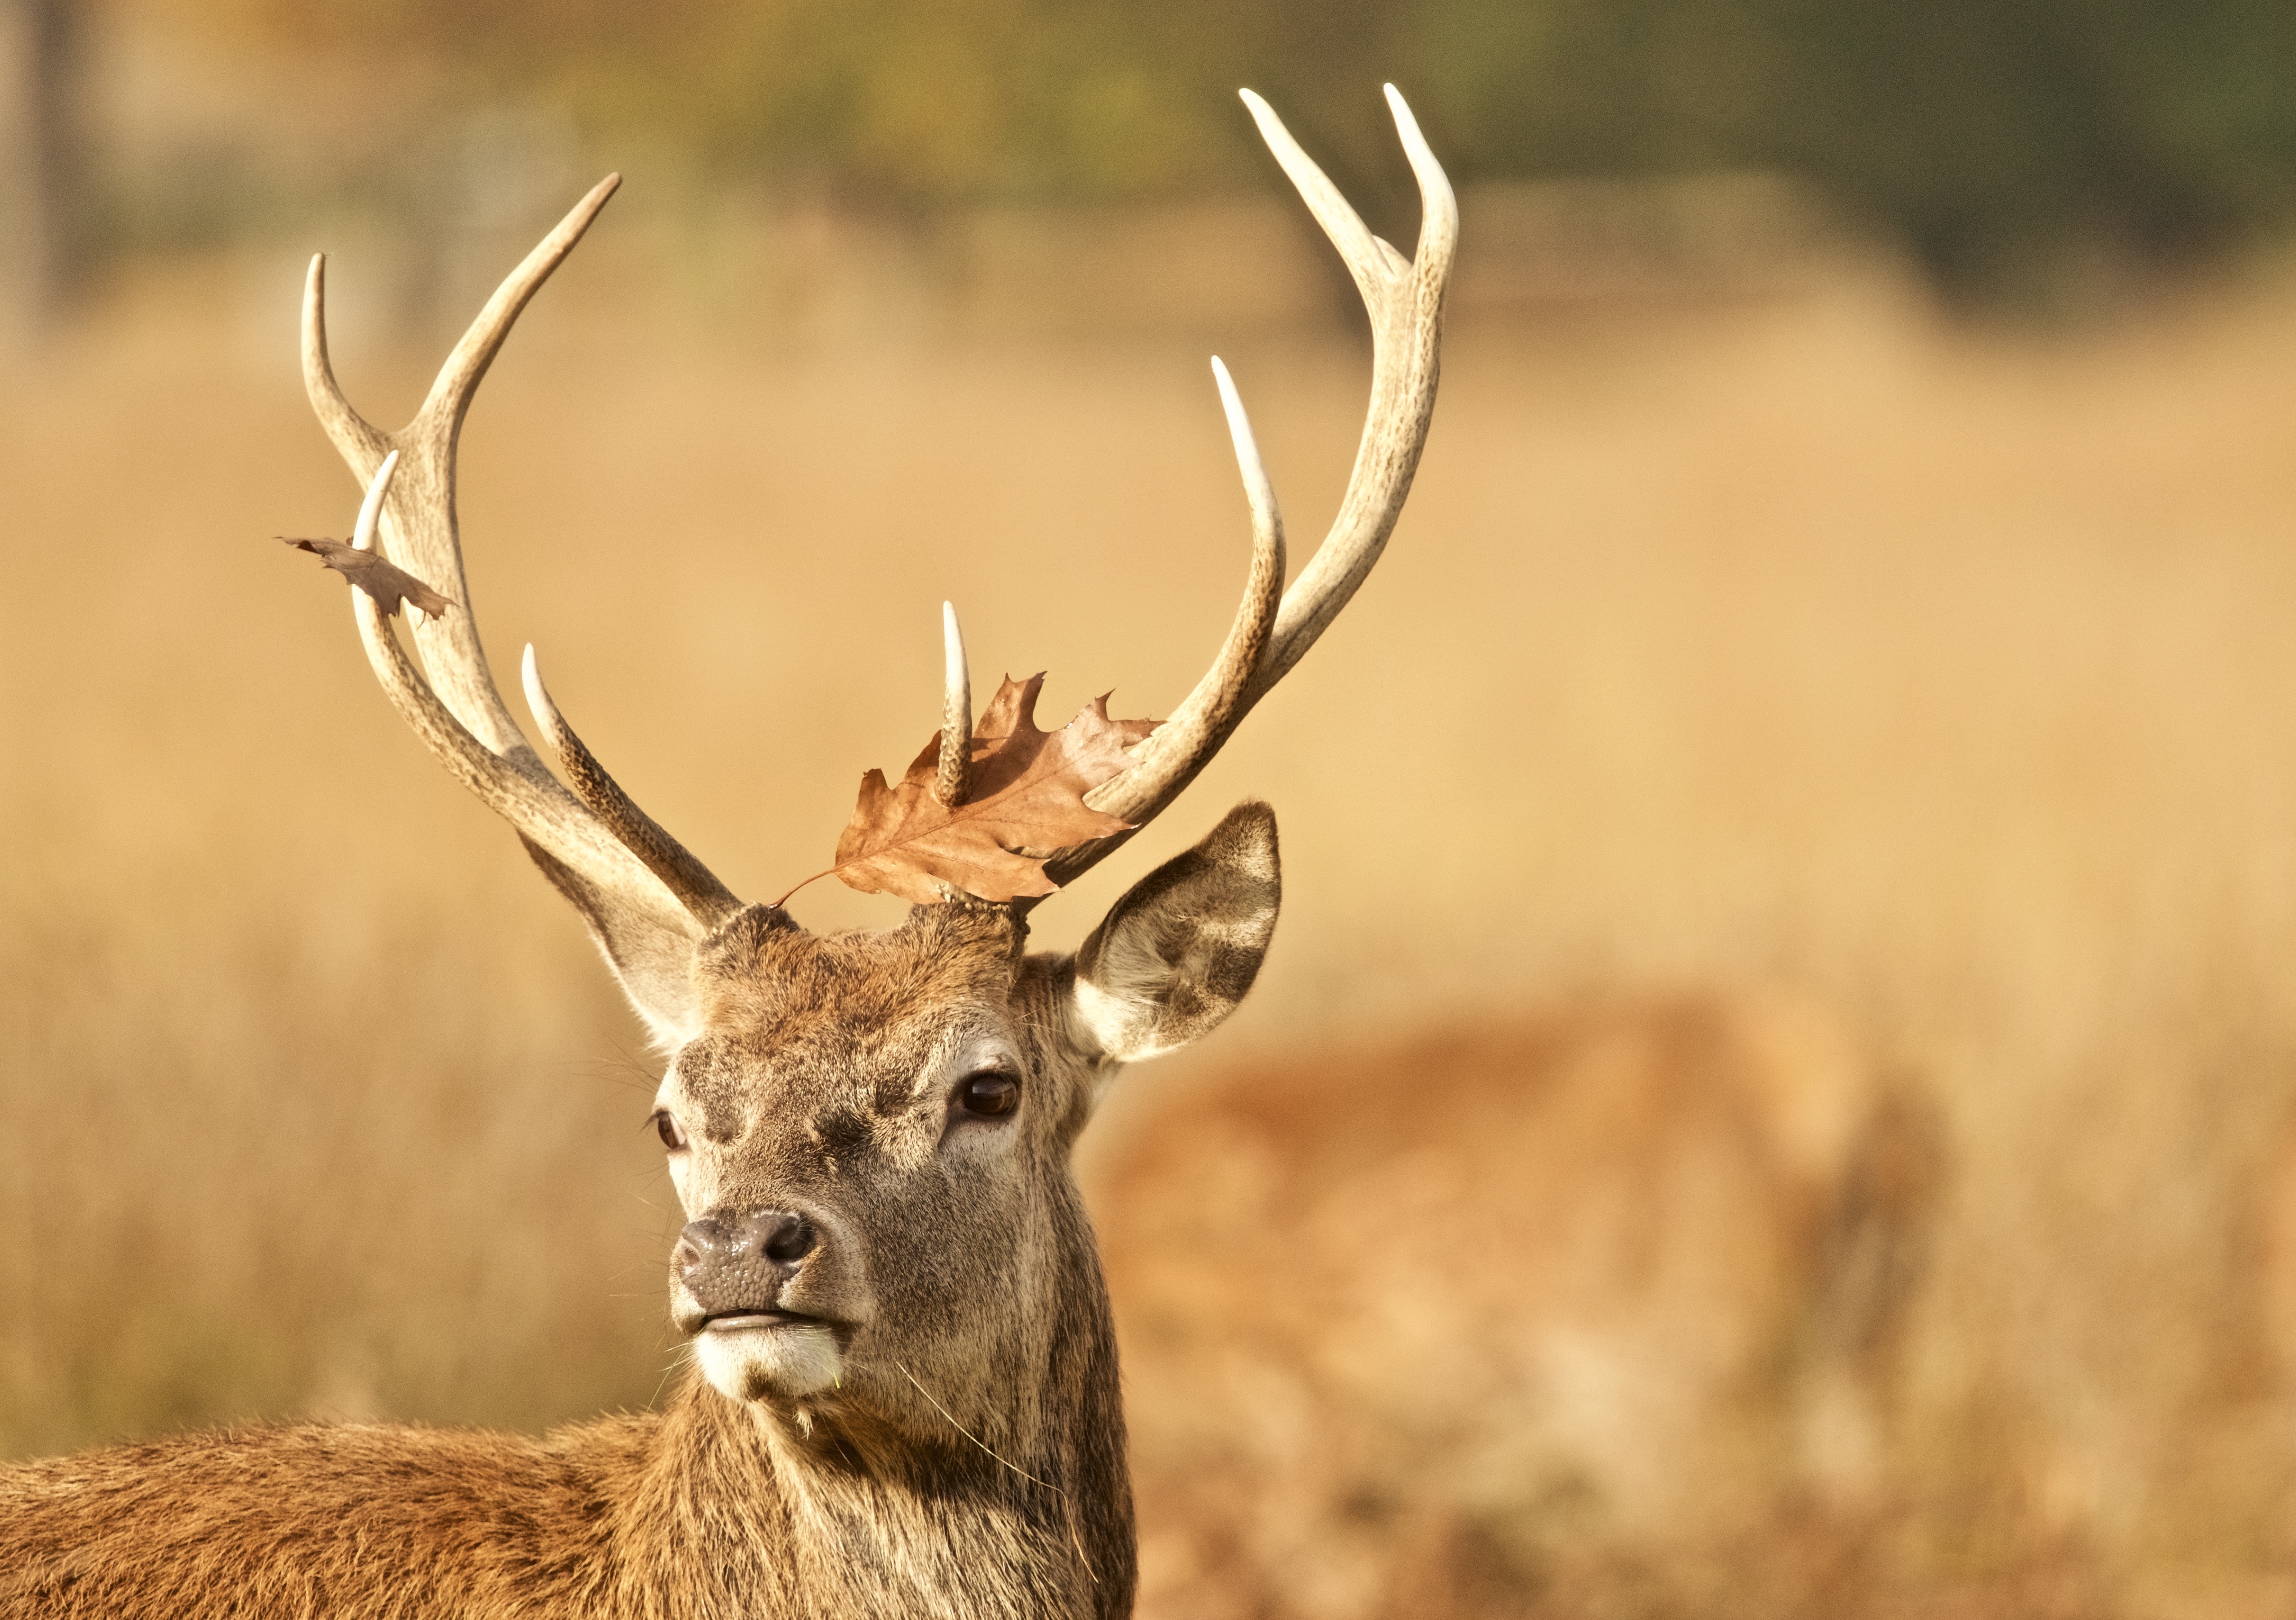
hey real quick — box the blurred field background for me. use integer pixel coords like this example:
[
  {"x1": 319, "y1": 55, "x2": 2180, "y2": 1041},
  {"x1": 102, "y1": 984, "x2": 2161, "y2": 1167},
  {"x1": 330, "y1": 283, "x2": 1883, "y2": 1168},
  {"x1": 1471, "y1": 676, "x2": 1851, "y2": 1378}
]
[{"x1": 11, "y1": 2, "x2": 2296, "y2": 1616}]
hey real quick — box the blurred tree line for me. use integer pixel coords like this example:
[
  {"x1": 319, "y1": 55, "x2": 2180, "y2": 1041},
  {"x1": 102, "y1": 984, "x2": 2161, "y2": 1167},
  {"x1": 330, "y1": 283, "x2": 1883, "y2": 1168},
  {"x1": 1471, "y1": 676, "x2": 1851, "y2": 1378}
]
[
  {"x1": 1, "y1": 0, "x2": 78, "y2": 338},
  {"x1": 55, "y1": 0, "x2": 2296, "y2": 305}
]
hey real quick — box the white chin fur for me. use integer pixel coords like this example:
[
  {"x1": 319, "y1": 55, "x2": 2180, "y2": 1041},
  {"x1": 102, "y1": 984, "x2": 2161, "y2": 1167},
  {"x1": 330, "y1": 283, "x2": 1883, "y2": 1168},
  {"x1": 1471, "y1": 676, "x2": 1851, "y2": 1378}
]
[{"x1": 695, "y1": 1324, "x2": 844, "y2": 1401}]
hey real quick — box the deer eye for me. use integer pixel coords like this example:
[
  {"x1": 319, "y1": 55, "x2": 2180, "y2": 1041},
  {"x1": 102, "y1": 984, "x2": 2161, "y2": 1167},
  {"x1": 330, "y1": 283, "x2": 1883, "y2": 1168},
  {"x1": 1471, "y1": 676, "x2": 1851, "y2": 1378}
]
[
  {"x1": 653, "y1": 1110, "x2": 690, "y2": 1151},
  {"x1": 956, "y1": 1072, "x2": 1020, "y2": 1119}
]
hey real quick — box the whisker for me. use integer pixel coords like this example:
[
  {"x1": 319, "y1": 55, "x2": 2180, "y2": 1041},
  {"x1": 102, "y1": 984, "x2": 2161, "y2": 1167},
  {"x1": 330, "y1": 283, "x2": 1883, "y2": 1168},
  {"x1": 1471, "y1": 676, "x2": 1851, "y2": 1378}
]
[
  {"x1": 648, "y1": 1344, "x2": 692, "y2": 1409},
  {"x1": 893, "y1": 1359, "x2": 1097, "y2": 1587}
]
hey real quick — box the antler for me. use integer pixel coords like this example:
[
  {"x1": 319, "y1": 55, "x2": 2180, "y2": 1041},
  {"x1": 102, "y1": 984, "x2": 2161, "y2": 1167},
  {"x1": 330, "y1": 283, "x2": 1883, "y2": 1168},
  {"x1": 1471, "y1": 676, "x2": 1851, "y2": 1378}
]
[
  {"x1": 310, "y1": 88, "x2": 1447, "y2": 933},
  {"x1": 303, "y1": 178, "x2": 744, "y2": 949},
  {"x1": 1030, "y1": 85, "x2": 1457, "y2": 890}
]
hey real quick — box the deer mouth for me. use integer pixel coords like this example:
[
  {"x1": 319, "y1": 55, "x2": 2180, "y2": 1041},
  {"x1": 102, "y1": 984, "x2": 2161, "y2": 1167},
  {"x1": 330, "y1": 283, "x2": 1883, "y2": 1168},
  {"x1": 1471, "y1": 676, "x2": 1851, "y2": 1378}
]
[
  {"x1": 699, "y1": 1309, "x2": 824, "y2": 1335},
  {"x1": 691, "y1": 1306, "x2": 848, "y2": 1401}
]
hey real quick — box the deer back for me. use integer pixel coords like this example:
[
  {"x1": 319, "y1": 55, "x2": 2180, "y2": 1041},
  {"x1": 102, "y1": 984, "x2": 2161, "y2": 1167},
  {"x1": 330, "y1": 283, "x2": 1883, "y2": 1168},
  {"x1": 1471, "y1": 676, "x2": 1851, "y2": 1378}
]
[{"x1": 1096, "y1": 990, "x2": 1938, "y2": 1618}]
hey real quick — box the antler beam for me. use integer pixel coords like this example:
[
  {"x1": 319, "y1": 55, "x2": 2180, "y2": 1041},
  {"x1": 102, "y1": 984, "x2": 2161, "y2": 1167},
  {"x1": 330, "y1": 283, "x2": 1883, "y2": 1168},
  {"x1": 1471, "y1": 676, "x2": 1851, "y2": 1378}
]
[
  {"x1": 1039, "y1": 84, "x2": 1457, "y2": 889},
  {"x1": 304, "y1": 178, "x2": 743, "y2": 943}
]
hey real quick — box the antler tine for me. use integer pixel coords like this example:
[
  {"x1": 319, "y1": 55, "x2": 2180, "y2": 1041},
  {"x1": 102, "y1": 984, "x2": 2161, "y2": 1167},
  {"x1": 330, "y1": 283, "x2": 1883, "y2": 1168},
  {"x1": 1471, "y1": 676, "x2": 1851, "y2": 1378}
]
[
  {"x1": 1238, "y1": 88, "x2": 1402, "y2": 300},
  {"x1": 349, "y1": 446, "x2": 395, "y2": 548},
  {"x1": 417, "y1": 173, "x2": 625, "y2": 441},
  {"x1": 521, "y1": 647, "x2": 744, "y2": 928},
  {"x1": 303, "y1": 174, "x2": 621, "y2": 761},
  {"x1": 1044, "y1": 87, "x2": 1454, "y2": 890},
  {"x1": 302, "y1": 255, "x2": 390, "y2": 471},
  {"x1": 342, "y1": 458, "x2": 703, "y2": 941},
  {"x1": 306, "y1": 182, "x2": 744, "y2": 947},
  {"x1": 1245, "y1": 84, "x2": 1455, "y2": 698},
  {"x1": 935, "y1": 602, "x2": 973, "y2": 807},
  {"x1": 1065, "y1": 357, "x2": 1284, "y2": 847}
]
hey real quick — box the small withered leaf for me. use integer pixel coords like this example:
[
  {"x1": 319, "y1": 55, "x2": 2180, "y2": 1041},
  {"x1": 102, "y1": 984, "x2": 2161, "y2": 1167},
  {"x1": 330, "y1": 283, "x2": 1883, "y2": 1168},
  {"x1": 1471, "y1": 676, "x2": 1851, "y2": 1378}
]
[
  {"x1": 828, "y1": 674, "x2": 1157, "y2": 905},
  {"x1": 280, "y1": 536, "x2": 454, "y2": 620}
]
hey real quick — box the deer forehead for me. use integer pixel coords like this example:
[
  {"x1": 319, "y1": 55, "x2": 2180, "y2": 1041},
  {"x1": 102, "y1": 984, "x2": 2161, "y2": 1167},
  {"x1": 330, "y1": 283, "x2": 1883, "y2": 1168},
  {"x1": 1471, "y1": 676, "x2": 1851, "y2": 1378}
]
[
  {"x1": 696, "y1": 905, "x2": 1023, "y2": 1013},
  {"x1": 667, "y1": 908, "x2": 1049, "y2": 1136}
]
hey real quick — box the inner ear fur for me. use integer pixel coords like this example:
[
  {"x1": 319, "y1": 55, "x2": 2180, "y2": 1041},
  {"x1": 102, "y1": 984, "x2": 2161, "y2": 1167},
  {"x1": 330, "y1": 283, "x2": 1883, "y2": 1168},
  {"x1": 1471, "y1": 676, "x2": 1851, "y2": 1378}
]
[{"x1": 1071, "y1": 801, "x2": 1281, "y2": 1064}]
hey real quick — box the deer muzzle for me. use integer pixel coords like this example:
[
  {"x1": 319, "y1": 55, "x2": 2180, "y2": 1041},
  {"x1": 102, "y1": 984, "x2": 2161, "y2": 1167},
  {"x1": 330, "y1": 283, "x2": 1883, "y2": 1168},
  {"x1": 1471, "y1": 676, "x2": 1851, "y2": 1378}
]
[
  {"x1": 672, "y1": 1207, "x2": 823, "y2": 1335},
  {"x1": 674, "y1": 1205, "x2": 860, "y2": 1402}
]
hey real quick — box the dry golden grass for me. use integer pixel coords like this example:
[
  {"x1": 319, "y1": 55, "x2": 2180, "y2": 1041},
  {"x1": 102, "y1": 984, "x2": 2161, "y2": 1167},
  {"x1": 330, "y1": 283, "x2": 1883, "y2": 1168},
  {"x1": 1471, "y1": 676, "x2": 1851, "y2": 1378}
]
[{"x1": 11, "y1": 219, "x2": 2296, "y2": 1612}]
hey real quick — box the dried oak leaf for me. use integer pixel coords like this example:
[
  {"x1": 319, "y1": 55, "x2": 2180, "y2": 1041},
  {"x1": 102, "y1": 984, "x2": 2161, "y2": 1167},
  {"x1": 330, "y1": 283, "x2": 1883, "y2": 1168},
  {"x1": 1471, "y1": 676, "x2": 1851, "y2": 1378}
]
[
  {"x1": 829, "y1": 674, "x2": 1157, "y2": 905},
  {"x1": 280, "y1": 536, "x2": 454, "y2": 620}
]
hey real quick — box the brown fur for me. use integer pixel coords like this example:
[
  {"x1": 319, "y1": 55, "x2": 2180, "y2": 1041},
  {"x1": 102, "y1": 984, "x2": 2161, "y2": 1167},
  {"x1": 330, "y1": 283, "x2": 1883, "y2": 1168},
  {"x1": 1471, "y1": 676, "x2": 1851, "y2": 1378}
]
[
  {"x1": 3, "y1": 1385, "x2": 1100, "y2": 1617},
  {"x1": 0, "y1": 805, "x2": 1288, "y2": 1619}
]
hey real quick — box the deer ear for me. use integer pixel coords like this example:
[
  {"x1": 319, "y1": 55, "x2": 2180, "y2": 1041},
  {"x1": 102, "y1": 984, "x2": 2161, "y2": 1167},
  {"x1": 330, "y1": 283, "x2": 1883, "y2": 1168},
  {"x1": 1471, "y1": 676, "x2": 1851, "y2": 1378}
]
[
  {"x1": 1070, "y1": 801, "x2": 1280, "y2": 1063},
  {"x1": 518, "y1": 836, "x2": 704, "y2": 1047}
]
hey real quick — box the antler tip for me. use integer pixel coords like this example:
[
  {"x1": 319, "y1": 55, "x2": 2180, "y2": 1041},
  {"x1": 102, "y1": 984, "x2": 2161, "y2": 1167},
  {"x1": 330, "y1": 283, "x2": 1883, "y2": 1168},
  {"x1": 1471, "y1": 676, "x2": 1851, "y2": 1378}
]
[
  {"x1": 351, "y1": 451, "x2": 399, "y2": 552},
  {"x1": 942, "y1": 602, "x2": 968, "y2": 677},
  {"x1": 1208, "y1": 355, "x2": 1247, "y2": 432},
  {"x1": 301, "y1": 253, "x2": 326, "y2": 329},
  {"x1": 1207, "y1": 356, "x2": 1280, "y2": 540},
  {"x1": 1382, "y1": 85, "x2": 1457, "y2": 228},
  {"x1": 1382, "y1": 84, "x2": 1426, "y2": 140},
  {"x1": 576, "y1": 173, "x2": 624, "y2": 222},
  {"x1": 519, "y1": 643, "x2": 558, "y2": 733},
  {"x1": 1380, "y1": 86, "x2": 1423, "y2": 146}
]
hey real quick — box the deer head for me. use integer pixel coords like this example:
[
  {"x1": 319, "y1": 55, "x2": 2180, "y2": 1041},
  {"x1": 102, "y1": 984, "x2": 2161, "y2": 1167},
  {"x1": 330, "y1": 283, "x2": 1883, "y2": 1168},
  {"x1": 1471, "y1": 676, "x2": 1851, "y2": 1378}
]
[{"x1": 295, "y1": 89, "x2": 1452, "y2": 1475}]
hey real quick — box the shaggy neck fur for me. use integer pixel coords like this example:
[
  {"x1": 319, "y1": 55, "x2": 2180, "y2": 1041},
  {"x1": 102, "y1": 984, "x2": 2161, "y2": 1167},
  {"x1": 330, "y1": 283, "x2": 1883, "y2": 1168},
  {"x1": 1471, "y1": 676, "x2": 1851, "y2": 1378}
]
[
  {"x1": 640, "y1": 1284, "x2": 1131, "y2": 1615},
  {"x1": 0, "y1": 1219, "x2": 1134, "y2": 1620}
]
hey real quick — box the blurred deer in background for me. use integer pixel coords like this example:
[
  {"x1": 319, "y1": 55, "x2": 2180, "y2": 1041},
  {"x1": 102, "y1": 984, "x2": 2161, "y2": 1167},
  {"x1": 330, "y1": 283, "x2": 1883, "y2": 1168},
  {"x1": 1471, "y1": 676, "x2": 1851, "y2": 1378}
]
[
  {"x1": 0, "y1": 87, "x2": 1454, "y2": 1618},
  {"x1": 1100, "y1": 994, "x2": 1938, "y2": 1619}
]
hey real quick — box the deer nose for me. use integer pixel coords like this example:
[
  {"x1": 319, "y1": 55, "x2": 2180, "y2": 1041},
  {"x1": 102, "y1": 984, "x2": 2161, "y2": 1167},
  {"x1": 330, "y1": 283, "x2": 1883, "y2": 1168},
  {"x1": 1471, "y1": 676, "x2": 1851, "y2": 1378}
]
[{"x1": 675, "y1": 1208, "x2": 818, "y2": 1287}]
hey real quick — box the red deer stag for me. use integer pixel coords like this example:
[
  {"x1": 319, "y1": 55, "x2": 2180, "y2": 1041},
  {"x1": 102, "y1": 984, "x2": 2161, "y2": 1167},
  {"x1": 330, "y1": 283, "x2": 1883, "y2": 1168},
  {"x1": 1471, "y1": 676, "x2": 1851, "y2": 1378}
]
[{"x1": 0, "y1": 87, "x2": 1454, "y2": 1619}]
